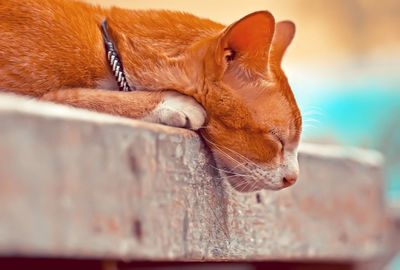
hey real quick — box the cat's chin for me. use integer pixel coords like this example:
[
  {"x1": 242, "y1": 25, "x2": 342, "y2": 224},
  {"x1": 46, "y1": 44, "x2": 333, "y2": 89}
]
[
  {"x1": 225, "y1": 174, "x2": 266, "y2": 193},
  {"x1": 214, "y1": 160, "x2": 287, "y2": 192}
]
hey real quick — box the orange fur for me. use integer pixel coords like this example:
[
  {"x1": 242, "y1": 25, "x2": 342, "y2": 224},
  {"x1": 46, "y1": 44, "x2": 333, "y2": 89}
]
[
  {"x1": 0, "y1": 0, "x2": 302, "y2": 191},
  {"x1": 41, "y1": 88, "x2": 163, "y2": 118}
]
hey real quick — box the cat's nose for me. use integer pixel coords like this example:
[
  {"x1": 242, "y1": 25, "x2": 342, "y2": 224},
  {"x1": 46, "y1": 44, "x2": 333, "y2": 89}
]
[{"x1": 283, "y1": 175, "x2": 297, "y2": 187}]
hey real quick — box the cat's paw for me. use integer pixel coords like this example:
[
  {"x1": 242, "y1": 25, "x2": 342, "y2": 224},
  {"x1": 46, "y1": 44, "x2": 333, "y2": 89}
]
[{"x1": 145, "y1": 91, "x2": 206, "y2": 130}]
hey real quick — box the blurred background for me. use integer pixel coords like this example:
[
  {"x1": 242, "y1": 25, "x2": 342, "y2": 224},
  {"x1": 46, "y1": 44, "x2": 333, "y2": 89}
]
[{"x1": 86, "y1": 0, "x2": 400, "y2": 202}]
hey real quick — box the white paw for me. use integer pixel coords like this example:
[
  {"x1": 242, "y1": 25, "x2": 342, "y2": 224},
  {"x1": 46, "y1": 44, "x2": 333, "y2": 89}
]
[{"x1": 144, "y1": 91, "x2": 206, "y2": 130}]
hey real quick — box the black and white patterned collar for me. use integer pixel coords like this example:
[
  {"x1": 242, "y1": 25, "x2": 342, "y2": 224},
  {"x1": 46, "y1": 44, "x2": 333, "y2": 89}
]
[{"x1": 100, "y1": 19, "x2": 134, "y2": 92}]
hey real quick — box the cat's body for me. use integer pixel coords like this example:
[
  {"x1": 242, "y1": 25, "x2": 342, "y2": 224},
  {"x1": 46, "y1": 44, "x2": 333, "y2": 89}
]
[
  {"x1": 0, "y1": 0, "x2": 209, "y2": 129},
  {"x1": 0, "y1": 0, "x2": 302, "y2": 191},
  {"x1": 0, "y1": 0, "x2": 223, "y2": 95}
]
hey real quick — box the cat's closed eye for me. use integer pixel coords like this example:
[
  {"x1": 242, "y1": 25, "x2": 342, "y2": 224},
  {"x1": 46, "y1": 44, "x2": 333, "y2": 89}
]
[{"x1": 267, "y1": 130, "x2": 285, "y2": 152}]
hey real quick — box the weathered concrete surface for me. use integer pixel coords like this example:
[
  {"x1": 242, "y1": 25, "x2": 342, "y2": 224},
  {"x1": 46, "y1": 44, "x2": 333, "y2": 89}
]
[{"x1": 0, "y1": 93, "x2": 393, "y2": 261}]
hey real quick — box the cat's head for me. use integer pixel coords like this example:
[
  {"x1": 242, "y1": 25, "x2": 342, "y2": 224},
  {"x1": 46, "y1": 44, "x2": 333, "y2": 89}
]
[{"x1": 196, "y1": 11, "x2": 302, "y2": 192}]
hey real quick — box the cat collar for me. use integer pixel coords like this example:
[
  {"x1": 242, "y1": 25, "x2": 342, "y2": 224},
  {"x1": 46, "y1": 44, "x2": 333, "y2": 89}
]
[{"x1": 100, "y1": 19, "x2": 134, "y2": 91}]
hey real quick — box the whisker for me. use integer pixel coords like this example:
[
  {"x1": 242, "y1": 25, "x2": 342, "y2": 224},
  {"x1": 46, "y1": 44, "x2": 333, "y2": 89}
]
[
  {"x1": 203, "y1": 137, "x2": 244, "y2": 163},
  {"x1": 213, "y1": 147, "x2": 253, "y2": 174},
  {"x1": 240, "y1": 179, "x2": 255, "y2": 192},
  {"x1": 302, "y1": 118, "x2": 321, "y2": 123},
  {"x1": 231, "y1": 179, "x2": 250, "y2": 191},
  {"x1": 301, "y1": 105, "x2": 324, "y2": 111},
  {"x1": 203, "y1": 137, "x2": 257, "y2": 176},
  {"x1": 210, "y1": 164, "x2": 250, "y2": 178},
  {"x1": 302, "y1": 124, "x2": 318, "y2": 129},
  {"x1": 302, "y1": 111, "x2": 325, "y2": 117},
  {"x1": 204, "y1": 136, "x2": 264, "y2": 171}
]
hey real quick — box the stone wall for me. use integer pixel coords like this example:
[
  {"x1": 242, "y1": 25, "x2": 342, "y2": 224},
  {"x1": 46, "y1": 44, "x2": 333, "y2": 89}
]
[{"x1": 0, "y1": 93, "x2": 394, "y2": 262}]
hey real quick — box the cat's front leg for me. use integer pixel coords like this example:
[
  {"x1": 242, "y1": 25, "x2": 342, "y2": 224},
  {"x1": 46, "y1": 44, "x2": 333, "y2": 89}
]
[
  {"x1": 143, "y1": 91, "x2": 206, "y2": 130},
  {"x1": 40, "y1": 88, "x2": 206, "y2": 130}
]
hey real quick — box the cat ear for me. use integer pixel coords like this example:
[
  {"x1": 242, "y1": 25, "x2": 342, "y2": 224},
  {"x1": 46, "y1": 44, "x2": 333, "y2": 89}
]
[
  {"x1": 269, "y1": 21, "x2": 296, "y2": 70},
  {"x1": 216, "y1": 11, "x2": 275, "y2": 68}
]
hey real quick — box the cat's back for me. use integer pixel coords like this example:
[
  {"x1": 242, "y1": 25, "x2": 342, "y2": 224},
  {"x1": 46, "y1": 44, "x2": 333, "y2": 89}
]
[
  {"x1": 106, "y1": 8, "x2": 225, "y2": 55},
  {"x1": 0, "y1": 0, "x2": 225, "y2": 95},
  {"x1": 0, "y1": 0, "x2": 106, "y2": 95},
  {"x1": 0, "y1": 0, "x2": 224, "y2": 57},
  {"x1": 0, "y1": 0, "x2": 104, "y2": 35}
]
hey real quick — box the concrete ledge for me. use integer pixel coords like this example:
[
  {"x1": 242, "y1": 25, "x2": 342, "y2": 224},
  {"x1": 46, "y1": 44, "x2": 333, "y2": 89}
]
[{"x1": 0, "y1": 93, "x2": 391, "y2": 261}]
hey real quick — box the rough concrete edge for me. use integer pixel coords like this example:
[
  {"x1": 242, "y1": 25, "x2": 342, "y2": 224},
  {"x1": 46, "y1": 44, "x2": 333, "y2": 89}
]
[
  {"x1": 0, "y1": 93, "x2": 194, "y2": 137},
  {"x1": 0, "y1": 92, "x2": 384, "y2": 167},
  {"x1": 0, "y1": 92, "x2": 392, "y2": 262}
]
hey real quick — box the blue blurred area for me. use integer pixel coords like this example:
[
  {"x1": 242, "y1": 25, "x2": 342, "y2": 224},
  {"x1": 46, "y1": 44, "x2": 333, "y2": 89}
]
[{"x1": 291, "y1": 70, "x2": 400, "y2": 201}]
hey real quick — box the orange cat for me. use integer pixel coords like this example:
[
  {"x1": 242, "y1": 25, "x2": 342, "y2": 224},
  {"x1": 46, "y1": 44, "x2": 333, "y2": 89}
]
[{"x1": 0, "y1": 0, "x2": 302, "y2": 192}]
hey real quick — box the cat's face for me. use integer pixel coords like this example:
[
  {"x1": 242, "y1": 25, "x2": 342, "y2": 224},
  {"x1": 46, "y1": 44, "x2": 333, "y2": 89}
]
[{"x1": 199, "y1": 12, "x2": 302, "y2": 192}]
